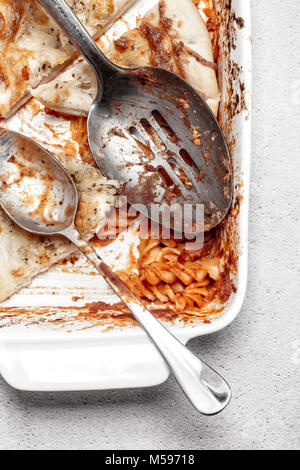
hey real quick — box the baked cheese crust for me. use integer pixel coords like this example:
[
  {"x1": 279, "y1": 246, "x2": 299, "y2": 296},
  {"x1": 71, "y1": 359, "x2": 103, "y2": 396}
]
[
  {"x1": 32, "y1": 0, "x2": 220, "y2": 116},
  {"x1": 0, "y1": 0, "x2": 136, "y2": 118}
]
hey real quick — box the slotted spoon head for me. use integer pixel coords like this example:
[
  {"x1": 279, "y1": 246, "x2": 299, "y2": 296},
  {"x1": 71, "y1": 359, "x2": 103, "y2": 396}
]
[{"x1": 88, "y1": 67, "x2": 233, "y2": 233}]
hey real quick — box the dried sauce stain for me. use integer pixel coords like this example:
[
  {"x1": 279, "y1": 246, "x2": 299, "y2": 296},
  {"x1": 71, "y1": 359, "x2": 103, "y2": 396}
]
[
  {"x1": 108, "y1": 127, "x2": 126, "y2": 138},
  {"x1": 61, "y1": 256, "x2": 79, "y2": 266},
  {"x1": 64, "y1": 204, "x2": 74, "y2": 219},
  {"x1": 235, "y1": 16, "x2": 245, "y2": 29},
  {"x1": 191, "y1": 125, "x2": 202, "y2": 147},
  {"x1": 212, "y1": 0, "x2": 247, "y2": 126},
  {"x1": 114, "y1": 36, "x2": 129, "y2": 52},
  {"x1": 42, "y1": 108, "x2": 95, "y2": 167},
  {"x1": 0, "y1": 299, "x2": 220, "y2": 331},
  {"x1": 176, "y1": 42, "x2": 217, "y2": 71},
  {"x1": 139, "y1": 21, "x2": 175, "y2": 73},
  {"x1": 139, "y1": 1, "x2": 217, "y2": 81},
  {"x1": 0, "y1": 0, "x2": 32, "y2": 113},
  {"x1": 125, "y1": 171, "x2": 162, "y2": 207},
  {"x1": 176, "y1": 98, "x2": 190, "y2": 112},
  {"x1": 10, "y1": 267, "x2": 24, "y2": 278},
  {"x1": 67, "y1": 117, "x2": 95, "y2": 167}
]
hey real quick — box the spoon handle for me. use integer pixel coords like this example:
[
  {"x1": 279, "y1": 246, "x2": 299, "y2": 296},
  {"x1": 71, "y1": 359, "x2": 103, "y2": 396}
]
[
  {"x1": 64, "y1": 226, "x2": 231, "y2": 415},
  {"x1": 39, "y1": 0, "x2": 120, "y2": 87}
]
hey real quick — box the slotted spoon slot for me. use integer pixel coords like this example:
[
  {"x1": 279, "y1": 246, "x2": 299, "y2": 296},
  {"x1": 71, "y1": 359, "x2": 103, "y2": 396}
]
[
  {"x1": 128, "y1": 126, "x2": 155, "y2": 161},
  {"x1": 151, "y1": 110, "x2": 179, "y2": 145},
  {"x1": 140, "y1": 118, "x2": 166, "y2": 150},
  {"x1": 167, "y1": 155, "x2": 193, "y2": 190},
  {"x1": 157, "y1": 159, "x2": 195, "y2": 201},
  {"x1": 180, "y1": 148, "x2": 199, "y2": 170},
  {"x1": 157, "y1": 166, "x2": 180, "y2": 197},
  {"x1": 129, "y1": 126, "x2": 146, "y2": 143},
  {"x1": 147, "y1": 112, "x2": 203, "y2": 189}
]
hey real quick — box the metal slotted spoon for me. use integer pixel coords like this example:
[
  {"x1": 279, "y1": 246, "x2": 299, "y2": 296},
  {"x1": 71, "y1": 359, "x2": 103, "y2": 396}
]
[
  {"x1": 0, "y1": 129, "x2": 231, "y2": 415},
  {"x1": 39, "y1": 0, "x2": 233, "y2": 233}
]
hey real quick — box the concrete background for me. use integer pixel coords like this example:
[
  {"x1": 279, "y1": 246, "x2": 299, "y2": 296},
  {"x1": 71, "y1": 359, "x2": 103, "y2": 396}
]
[{"x1": 0, "y1": 0, "x2": 299, "y2": 450}]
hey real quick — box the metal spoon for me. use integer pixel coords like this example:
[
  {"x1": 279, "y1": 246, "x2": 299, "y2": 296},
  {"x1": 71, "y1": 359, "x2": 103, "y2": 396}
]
[
  {"x1": 0, "y1": 129, "x2": 231, "y2": 415},
  {"x1": 39, "y1": 0, "x2": 233, "y2": 233}
]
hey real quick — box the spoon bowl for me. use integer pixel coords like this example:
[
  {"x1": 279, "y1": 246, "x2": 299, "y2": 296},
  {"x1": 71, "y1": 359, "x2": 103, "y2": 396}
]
[{"x1": 0, "y1": 130, "x2": 78, "y2": 235}]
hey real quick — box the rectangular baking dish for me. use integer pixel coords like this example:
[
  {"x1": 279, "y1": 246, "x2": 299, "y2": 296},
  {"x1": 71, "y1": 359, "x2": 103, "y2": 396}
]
[{"x1": 0, "y1": 0, "x2": 252, "y2": 391}]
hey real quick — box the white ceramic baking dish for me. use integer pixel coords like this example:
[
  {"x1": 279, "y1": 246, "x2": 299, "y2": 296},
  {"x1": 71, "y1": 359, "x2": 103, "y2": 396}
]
[{"x1": 0, "y1": 0, "x2": 252, "y2": 391}]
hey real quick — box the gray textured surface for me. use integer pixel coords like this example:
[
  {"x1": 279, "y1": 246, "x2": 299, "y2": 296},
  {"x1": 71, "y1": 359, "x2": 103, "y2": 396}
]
[{"x1": 0, "y1": 0, "x2": 299, "y2": 450}]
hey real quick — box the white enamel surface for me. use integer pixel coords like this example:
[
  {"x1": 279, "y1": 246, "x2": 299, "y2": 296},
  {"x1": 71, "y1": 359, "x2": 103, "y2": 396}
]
[{"x1": 0, "y1": 0, "x2": 252, "y2": 391}]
